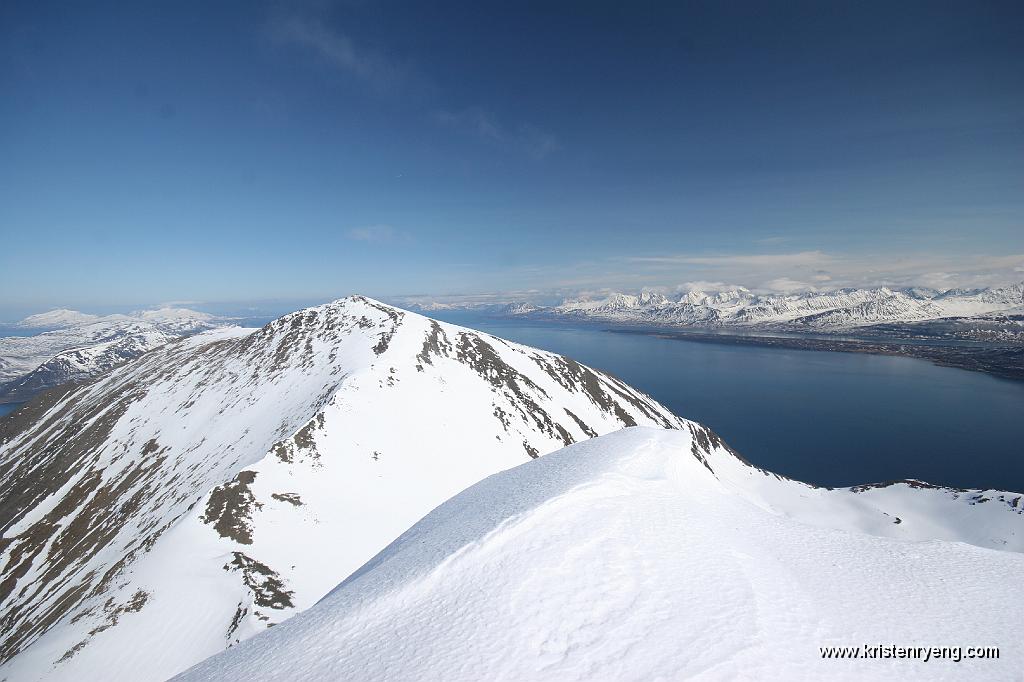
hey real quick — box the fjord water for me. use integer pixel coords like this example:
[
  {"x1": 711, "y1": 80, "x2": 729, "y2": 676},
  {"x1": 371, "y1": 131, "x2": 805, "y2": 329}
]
[
  {"x1": 431, "y1": 312, "x2": 1024, "y2": 493},
  {"x1": 0, "y1": 402, "x2": 25, "y2": 418}
]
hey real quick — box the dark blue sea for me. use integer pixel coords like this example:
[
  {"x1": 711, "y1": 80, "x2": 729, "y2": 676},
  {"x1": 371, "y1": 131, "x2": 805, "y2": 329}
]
[{"x1": 429, "y1": 311, "x2": 1024, "y2": 493}]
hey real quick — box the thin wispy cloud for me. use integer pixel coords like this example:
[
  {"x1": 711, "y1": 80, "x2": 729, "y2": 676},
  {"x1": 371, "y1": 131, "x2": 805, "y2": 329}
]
[
  {"x1": 627, "y1": 251, "x2": 832, "y2": 268},
  {"x1": 435, "y1": 108, "x2": 559, "y2": 160},
  {"x1": 270, "y1": 14, "x2": 557, "y2": 159},
  {"x1": 763, "y1": 277, "x2": 818, "y2": 293},
  {"x1": 403, "y1": 250, "x2": 1024, "y2": 304},
  {"x1": 618, "y1": 251, "x2": 1024, "y2": 294},
  {"x1": 158, "y1": 300, "x2": 205, "y2": 307},
  {"x1": 273, "y1": 17, "x2": 412, "y2": 93},
  {"x1": 345, "y1": 225, "x2": 412, "y2": 244}
]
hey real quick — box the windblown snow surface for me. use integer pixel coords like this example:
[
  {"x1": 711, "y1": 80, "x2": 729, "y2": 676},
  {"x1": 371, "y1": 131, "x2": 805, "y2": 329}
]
[{"x1": 177, "y1": 427, "x2": 1024, "y2": 682}]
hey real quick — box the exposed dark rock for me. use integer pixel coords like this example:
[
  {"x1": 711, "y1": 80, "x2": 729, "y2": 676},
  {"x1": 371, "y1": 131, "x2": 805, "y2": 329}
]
[
  {"x1": 225, "y1": 552, "x2": 294, "y2": 610},
  {"x1": 201, "y1": 471, "x2": 262, "y2": 545},
  {"x1": 272, "y1": 414, "x2": 325, "y2": 467},
  {"x1": 226, "y1": 602, "x2": 248, "y2": 644},
  {"x1": 416, "y1": 321, "x2": 453, "y2": 370},
  {"x1": 563, "y1": 409, "x2": 597, "y2": 438}
]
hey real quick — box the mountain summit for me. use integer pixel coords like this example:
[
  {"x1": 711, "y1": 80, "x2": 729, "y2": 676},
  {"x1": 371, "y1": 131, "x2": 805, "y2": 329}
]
[{"x1": 0, "y1": 296, "x2": 683, "y2": 681}]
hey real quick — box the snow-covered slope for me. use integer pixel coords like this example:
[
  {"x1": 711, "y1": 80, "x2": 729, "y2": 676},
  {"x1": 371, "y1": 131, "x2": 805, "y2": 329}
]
[
  {"x1": 177, "y1": 427, "x2": 1024, "y2": 682},
  {"x1": 516, "y1": 282, "x2": 1024, "y2": 330},
  {"x1": 0, "y1": 297, "x2": 683, "y2": 682},
  {"x1": 0, "y1": 308, "x2": 224, "y2": 403}
]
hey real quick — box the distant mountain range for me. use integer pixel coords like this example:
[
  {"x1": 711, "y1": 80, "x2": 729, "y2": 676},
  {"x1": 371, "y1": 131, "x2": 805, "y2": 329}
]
[
  {"x1": 404, "y1": 283, "x2": 1024, "y2": 381},
  {"x1": 0, "y1": 308, "x2": 228, "y2": 403},
  {"x1": 1, "y1": 297, "x2": 1021, "y2": 681},
  {"x1": 502, "y1": 282, "x2": 1024, "y2": 331},
  {"x1": 4, "y1": 284, "x2": 1023, "y2": 407}
]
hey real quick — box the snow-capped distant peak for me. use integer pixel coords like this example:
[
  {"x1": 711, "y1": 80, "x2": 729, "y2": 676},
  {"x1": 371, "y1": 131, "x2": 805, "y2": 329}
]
[
  {"x1": 12, "y1": 306, "x2": 217, "y2": 332},
  {"x1": 504, "y1": 302, "x2": 542, "y2": 315},
  {"x1": 134, "y1": 307, "x2": 214, "y2": 322},
  {"x1": 15, "y1": 309, "x2": 100, "y2": 329},
  {"x1": 683, "y1": 289, "x2": 709, "y2": 305},
  {"x1": 525, "y1": 281, "x2": 1024, "y2": 330},
  {"x1": 636, "y1": 291, "x2": 669, "y2": 306}
]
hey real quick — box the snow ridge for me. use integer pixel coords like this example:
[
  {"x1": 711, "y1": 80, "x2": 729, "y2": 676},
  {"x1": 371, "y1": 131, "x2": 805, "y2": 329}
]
[
  {"x1": 176, "y1": 427, "x2": 1024, "y2": 681},
  {"x1": 0, "y1": 296, "x2": 681, "y2": 682}
]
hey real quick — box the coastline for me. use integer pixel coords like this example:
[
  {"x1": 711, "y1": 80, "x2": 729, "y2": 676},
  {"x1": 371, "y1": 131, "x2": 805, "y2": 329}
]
[{"x1": 607, "y1": 326, "x2": 1024, "y2": 382}]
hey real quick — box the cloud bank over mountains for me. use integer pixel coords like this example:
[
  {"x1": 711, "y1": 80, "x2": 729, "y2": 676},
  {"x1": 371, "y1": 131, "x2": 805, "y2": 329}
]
[{"x1": 393, "y1": 250, "x2": 1024, "y2": 308}]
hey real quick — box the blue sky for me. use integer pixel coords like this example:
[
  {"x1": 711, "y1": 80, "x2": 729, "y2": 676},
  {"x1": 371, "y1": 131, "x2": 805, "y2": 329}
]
[{"x1": 2, "y1": 1, "x2": 1023, "y2": 317}]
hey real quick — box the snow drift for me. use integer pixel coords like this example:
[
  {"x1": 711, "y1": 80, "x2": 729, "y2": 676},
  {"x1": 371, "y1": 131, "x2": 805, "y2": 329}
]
[{"x1": 176, "y1": 427, "x2": 1024, "y2": 681}]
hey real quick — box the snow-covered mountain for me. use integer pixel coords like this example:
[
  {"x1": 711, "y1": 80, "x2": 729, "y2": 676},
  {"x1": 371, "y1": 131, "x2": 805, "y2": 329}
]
[
  {"x1": 0, "y1": 308, "x2": 225, "y2": 403},
  {"x1": 15, "y1": 309, "x2": 102, "y2": 330},
  {"x1": 509, "y1": 282, "x2": 1024, "y2": 331},
  {"x1": 502, "y1": 301, "x2": 543, "y2": 315},
  {"x1": 177, "y1": 426, "x2": 1024, "y2": 681},
  {"x1": 0, "y1": 296, "x2": 683, "y2": 681},
  {"x1": 3, "y1": 297, "x2": 1021, "y2": 681},
  {"x1": 132, "y1": 307, "x2": 217, "y2": 334}
]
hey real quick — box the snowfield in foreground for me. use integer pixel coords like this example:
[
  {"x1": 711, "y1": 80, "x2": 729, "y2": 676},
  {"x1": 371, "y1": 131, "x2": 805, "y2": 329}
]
[{"x1": 178, "y1": 427, "x2": 1024, "y2": 682}]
